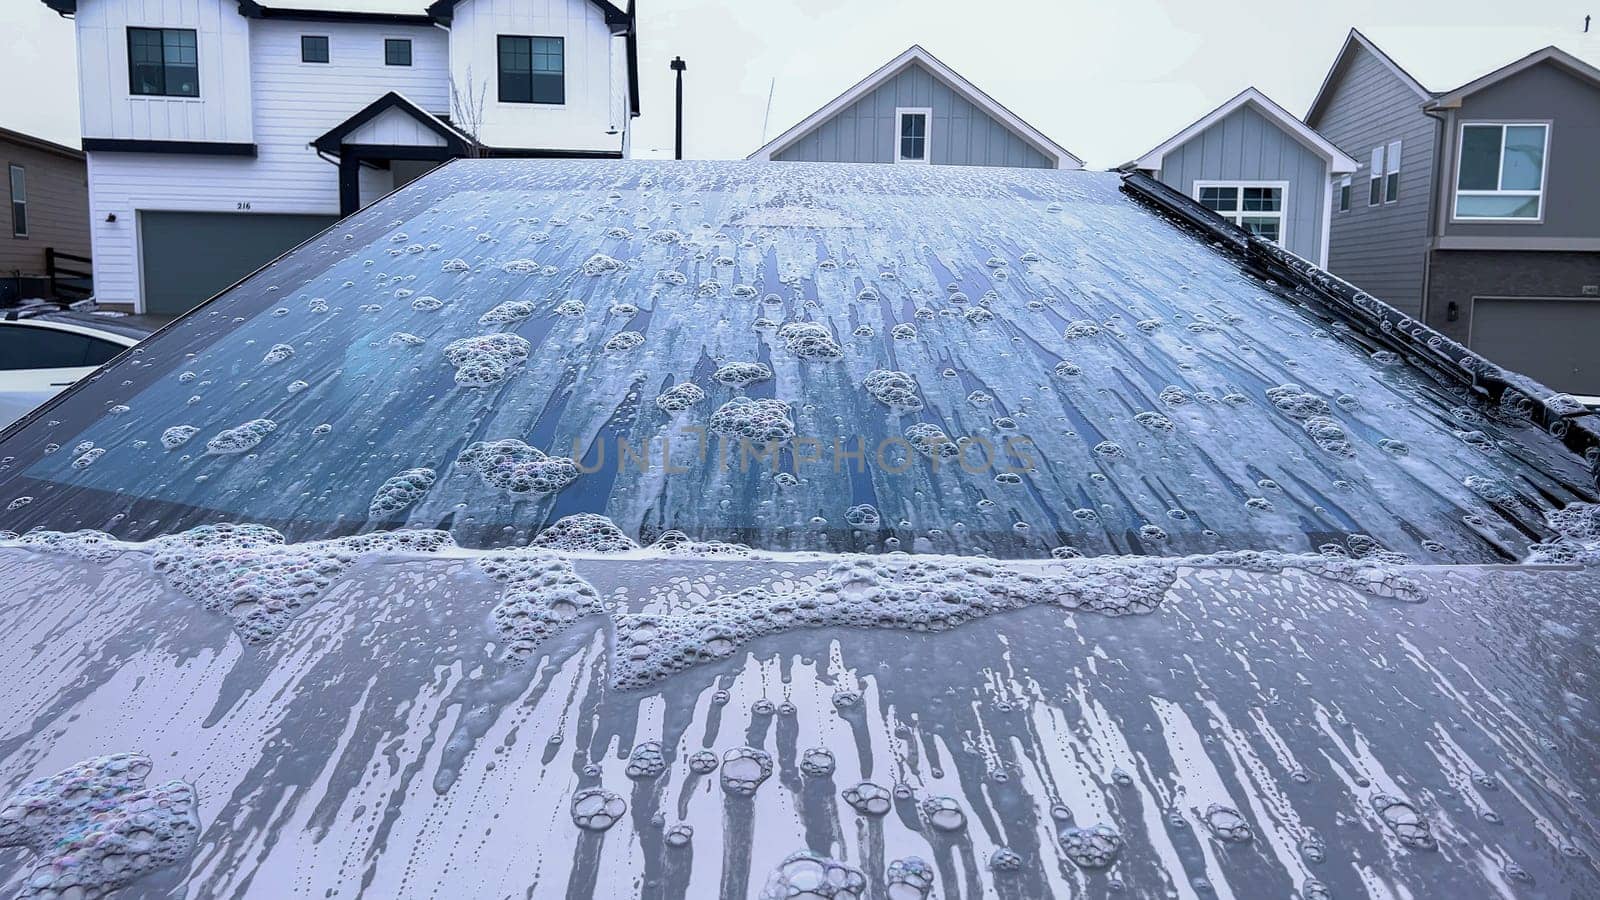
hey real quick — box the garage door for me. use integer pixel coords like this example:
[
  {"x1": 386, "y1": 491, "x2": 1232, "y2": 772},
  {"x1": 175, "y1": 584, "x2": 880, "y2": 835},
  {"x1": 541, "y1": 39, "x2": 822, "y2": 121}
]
[
  {"x1": 139, "y1": 211, "x2": 337, "y2": 316},
  {"x1": 1471, "y1": 297, "x2": 1600, "y2": 396}
]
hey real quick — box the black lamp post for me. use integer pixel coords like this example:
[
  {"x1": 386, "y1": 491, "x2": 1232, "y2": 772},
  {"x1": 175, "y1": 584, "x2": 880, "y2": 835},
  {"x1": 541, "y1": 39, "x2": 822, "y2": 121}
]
[{"x1": 670, "y1": 56, "x2": 687, "y2": 160}]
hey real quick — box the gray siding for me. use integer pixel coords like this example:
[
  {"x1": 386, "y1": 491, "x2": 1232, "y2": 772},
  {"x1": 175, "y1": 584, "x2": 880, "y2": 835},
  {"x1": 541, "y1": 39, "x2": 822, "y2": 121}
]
[
  {"x1": 1154, "y1": 104, "x2": 1330, "y2": 264},
  {"x1": 1441, "y1": 61, "x2": 1600, "y2": 240},
  {"x1": 1309, "y1": 45, "x2": 1438, "y2": 317},
  {"x1": 773, "y1": 62, "x2": 1053, "y2": 168}
]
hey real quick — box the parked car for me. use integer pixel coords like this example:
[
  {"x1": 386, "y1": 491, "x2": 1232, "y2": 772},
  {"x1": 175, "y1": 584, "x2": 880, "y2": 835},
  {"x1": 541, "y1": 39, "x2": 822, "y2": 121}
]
[
  {"x1": 0, "y1": 306, "x2": 158, "y2": 431},
  {"x1": 0, "y1": 161, "x2": 1595, "y2": 899}
]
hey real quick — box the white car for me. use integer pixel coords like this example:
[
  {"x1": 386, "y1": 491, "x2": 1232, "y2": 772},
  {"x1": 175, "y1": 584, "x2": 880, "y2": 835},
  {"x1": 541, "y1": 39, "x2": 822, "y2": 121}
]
[{"x1": 0, "y1": 309, "x2": 155, "y2": 432}]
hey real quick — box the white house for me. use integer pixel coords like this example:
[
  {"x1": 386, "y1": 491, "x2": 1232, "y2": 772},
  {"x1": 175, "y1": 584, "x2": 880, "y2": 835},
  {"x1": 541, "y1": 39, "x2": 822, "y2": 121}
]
[{"x1": 41, "y1": 0, "x2": 639, "y2": 315}]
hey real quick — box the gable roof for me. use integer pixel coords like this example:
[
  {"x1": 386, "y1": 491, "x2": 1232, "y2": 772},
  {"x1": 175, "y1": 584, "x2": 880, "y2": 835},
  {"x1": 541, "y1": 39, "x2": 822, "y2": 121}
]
[
  {"x1": 312, "y1": 91, "x2": 472, "y2": 155},
  {"x1": 1425, "y1": 45, "x2": 1600, "y2": 109},
  {"x1": 1306, "y1": 24, "x2": 1600, "y2": 124},
  {"x1": 747, "y1": 44, "x2": 1082, "y2": 169},
  {"x1": 1133, "y1": 87, "x2": 1358, "y2": 176},
  {"x1": 1356, "y1": 24, "x2": 1600, "y2": 94},
  {"x1": 0, "y1": 125, "x2": 83, "y2": 161},
  {"x1": 1305, "y1": 29, "x2": 1431, "y2": 126}
]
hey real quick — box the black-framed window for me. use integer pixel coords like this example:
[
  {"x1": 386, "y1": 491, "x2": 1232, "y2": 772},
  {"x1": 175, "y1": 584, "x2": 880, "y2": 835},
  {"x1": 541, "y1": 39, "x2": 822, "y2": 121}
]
[
  {"x1": 497, "y1": 35, "x2": 564, "y2": 104},
  {"x1": 385, "y1": 39, "x2": 412, "y2": 66},
  {"x1": 127, "y1": 27, "x2": 198, "y2": 97},
  {"x1": 300, "y1": 35, "x2": 329, "y2": 64},
  {"x1": 8, "y1": 165, "x2": 25, "y2": 238}
]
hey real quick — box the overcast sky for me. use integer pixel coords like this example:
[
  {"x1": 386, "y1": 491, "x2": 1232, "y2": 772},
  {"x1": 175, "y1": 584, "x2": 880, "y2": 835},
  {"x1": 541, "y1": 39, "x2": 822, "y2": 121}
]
[{"x1": 4, "y1": 0, "x2": 1593, "y2": 167}]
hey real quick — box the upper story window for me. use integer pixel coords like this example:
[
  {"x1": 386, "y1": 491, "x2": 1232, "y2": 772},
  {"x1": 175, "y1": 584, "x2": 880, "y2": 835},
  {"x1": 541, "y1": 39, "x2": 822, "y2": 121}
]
[
  {"x1": 1367, "y1": 146, "x2": 1383, "y2": 206},
  {"x1": 385, "y1": 39, "x2": 412, "y2": 67},
  {"x1": 1197, "y1": 181, "x2": 1286, "y2": 246},
  {"x1": 8, "y1": 165, "x2": 25, "y2": 238},
  {"x1": 301, "y1": 35, "x2": 329, "y2": 64},
  {"x1": 1383, "y1": 139, "x2": 1401, "y2": 203},
  {"x1": 1455, "y1": 123, "x2": 1549, "y2": 221},
  {"x1": 1338, "y1": 175, "x2": 1351, "y2": 212},
  {"x1": 128, "y1": 27, "x2": 198, "y2": 97},
  {"x1": 896, "y1": 108, "x2": 930, "y2": 163},
  {"x1": 497, "y1": 36, "x2": 564, "y2": 104}
]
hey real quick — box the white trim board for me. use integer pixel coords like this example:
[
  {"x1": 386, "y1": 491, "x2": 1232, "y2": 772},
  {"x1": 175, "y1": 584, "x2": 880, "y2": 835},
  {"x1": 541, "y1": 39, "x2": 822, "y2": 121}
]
[
  {"x1": 1193, "y1": 179, "x2": 1291, "y2": 248},
  {"x1": 1133, "y1": 87, "x2": 1359, "y2": 175},
  {"x1": 1449, "y1": 120, "x2": 1552, "y2": 224},
  {"x1": 747, "y1": 44, "x2": 1082, "y2": 169},
  {"x1": 894, "y1": 107, "x2": 931, "y2": 164}
]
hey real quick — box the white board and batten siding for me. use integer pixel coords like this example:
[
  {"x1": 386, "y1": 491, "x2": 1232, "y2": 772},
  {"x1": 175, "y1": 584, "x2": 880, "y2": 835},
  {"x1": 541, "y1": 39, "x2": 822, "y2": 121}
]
[
  {"x1": 74, "y1": 0, "x2": 254, "y2": 143},
  {"x1": 345, "y1": 109, "x2": 448, "y2": 147},
  {"x1": 447, "y1": 0, "x2": 630, "y2": 152},
  {"x1": 79, "y1": 0, "x2": 451, "y2": 307}
]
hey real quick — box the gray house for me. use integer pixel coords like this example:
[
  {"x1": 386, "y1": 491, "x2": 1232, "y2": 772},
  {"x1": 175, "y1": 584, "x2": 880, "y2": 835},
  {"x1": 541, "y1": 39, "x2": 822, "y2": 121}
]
[
  {"x1": 1307, "y1": 27, "x2": 1600, "y2": 396},
  {"x1": 749, "y1": 45, "x2": 1081, "y2": 169},
  {"x1": 1129, "y1": 87, "x2": 1358, "y2": 267}
]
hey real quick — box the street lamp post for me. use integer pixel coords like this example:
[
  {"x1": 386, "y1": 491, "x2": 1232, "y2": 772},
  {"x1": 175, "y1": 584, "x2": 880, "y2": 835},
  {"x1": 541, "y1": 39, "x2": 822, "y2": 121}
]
[{"x1": 670, "y1": 56, "x2": 687, "y2": 160}]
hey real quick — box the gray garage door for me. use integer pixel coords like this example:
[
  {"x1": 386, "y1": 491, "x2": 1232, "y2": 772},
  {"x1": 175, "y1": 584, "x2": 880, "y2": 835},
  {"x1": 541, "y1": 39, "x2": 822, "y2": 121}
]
[
  {"x1": 1472, "y1": 296, "x2": 1600, "y2": 396},
  {"x1": 140, "y1": 211, "x2": 336, "y2": 316}
]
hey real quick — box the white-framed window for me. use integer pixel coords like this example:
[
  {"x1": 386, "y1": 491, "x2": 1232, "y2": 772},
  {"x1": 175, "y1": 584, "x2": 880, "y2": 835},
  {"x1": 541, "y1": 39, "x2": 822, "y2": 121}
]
[
  {"x1": 895, "y1": 107, "x2": 931, "y2": 164},
  {"x1": 1368, "y1": 146, "x2": 1384, "y2": 206},
  {"x1": 1194, "y1": 181, "x2": 1288, "y2": 246},
  {"x1": 1338, "y1": 175, "x2": 1351, "y2": 212},
  {"x1": 1454, "y1": 122, "x2": 1550, "y2": 221},
  {"x1": 8, "y1": 165, "x2": 24, "y2": 238},
  {"x1": 1384, "y1": 139, "x2": 1401, "y2": 203}
]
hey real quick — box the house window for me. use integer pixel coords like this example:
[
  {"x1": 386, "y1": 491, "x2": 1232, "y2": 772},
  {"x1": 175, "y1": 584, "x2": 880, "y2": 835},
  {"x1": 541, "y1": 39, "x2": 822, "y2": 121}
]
[
  {"x1": 1196, "y1": 182, "x2": 1286, "y2": 246},
  {"x1": 895, "y1": 108, "x2": 930, "y2": 163},
  {"x1": 127, "y1": 27, "x2": 199, "y2": 97},
  {"x1": 8, "y1": 165, "x2": 25, "y2": 238},
  {"x1": 385, "y1": 39, "x2": 412, "y2": 67},
  {"x1": 1338, "y1": 175, "x2": 1351, "y2": 212},
  {"x1": 300, "y1": 35, "x2": 329, "y2": 64},
  {"x1": 1455, "y1": 123, "x2": 1549, "y2": 220},
  {"x1": 497, "y1": 36, "x2": 564, "y2": 104},
  {"x1": 1384, "y1": 139, "x2": 1401, "y2": 203},
  {"x1": 1368, "y1": 146, "x2": 1383, "y2": 206}
]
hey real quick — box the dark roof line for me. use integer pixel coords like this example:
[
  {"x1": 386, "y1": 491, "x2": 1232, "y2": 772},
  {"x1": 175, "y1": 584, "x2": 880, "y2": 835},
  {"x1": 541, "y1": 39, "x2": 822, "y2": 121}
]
[
  {"x1": 424, "y1": 0, "x2": 630, "y2": 29},
  {"x1": 235, "y1": 0, "x2": 433, "y2": 26},
  {"x1": 1120, "y1": 170, "x2": 1600, "y2": 491},
  {"x1": 0, "y1": 125, "x2": 83, "y2": 160}
]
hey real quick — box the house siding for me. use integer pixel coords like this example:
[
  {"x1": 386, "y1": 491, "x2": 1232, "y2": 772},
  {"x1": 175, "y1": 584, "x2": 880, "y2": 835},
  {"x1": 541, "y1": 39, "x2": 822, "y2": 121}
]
[
  {"x1": 75, "y1": 0, "x2": 254, "y2": 145},
  {"x1": 1153, "y1": 104, "x2": 1330, "y2": 265},
  {"x1": 1, "y1": 136, "x2": 90, "y2": 283},
  {"x1": 772, "y1": 62, "x2": 1053, "y2": 168},
  {"x1": 1309, "y1": 44, "x2": 1438, "y2": 318},
  {"x1": 447, "y1": 0, "x2": 629, "y2": 152},
  {"x1": 1440, "y1": 61, "x2": 1600, "y2": 240}
]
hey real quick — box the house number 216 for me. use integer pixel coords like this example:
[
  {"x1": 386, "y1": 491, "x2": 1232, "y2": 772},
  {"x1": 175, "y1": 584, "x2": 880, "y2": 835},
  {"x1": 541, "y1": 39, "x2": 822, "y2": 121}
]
[{"x1": 236, "y1": 202, "x2": 252, "y2": 210}]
